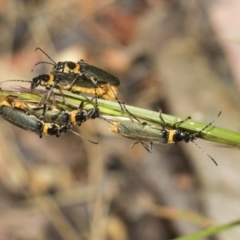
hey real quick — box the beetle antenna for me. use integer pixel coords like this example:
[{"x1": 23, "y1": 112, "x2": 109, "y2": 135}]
[
  {"x1": 191, "y1": 140, "x2": 218, "y2": 166},
  {"x1": 35, "y1": 47, "x2": 57, "y2": 64},
  {"x1": 197, "y1": 111, "x2": 222, "y2": 135},
  {"x1": 32, "y1": 47, "x2": 57, "y2": 71},
  {"x1": 1, "y1": 79, "x2": 32, "y2": 84},
  {"x1": 31, "y1": 61, "x2": 55, "y2": 72},
  {"x1": 70, "y1": 129, "x2": 98, "y2": 144}
]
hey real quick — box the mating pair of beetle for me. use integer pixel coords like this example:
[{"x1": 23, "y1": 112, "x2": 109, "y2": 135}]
[
  {"x1": 7, "y1": 48, "x2": 120, "y2": 102},
  {"x1": 31, "y1": 48, "x2": 120, "y2": 101},
  {"x1": 0, "y1": 95, "x2": 99, "y2": 142}
]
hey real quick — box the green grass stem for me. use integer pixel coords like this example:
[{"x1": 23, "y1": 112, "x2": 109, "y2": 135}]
[{"x1": 1, "y1": 88, "x2": 240, "y2": 148}]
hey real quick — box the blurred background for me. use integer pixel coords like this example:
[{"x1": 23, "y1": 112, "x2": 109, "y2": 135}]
[{"x1": 0, "y1": 0, "x2": 240, "y2": 239}]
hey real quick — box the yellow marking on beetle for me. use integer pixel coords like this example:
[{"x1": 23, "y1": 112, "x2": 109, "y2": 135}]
[
  {"x1": 64, "y1": 63, "x2": 80, "y2": 73},
  {"x1": 42, "y1": 123, "x2": 56, "y2": 135},
  {"x1": 41, "y1": 74, "x2": 55, "y2": 87},
  {"x1": 168, "y1": 130, "x2": 177, "y2": 144},
  {"x1": 42, "y1": 123, "x2": 49, "y2": 135},
  {"x1": 70, "y1": 110, "x2": 78, "y2": 124},
  {"x1": 60, "y1": 84, "x2": 118, "y2": 100},
  {"x1": 6, "y1": 96, "x2": 29, "y2": 110},
  {"x1": 109, "y1": 122, "x2": 120, "y2": 134},
  {"x1": 0, "y1": 97, "x2": 13, "y2": 107},
  {"x1": 57, "y1": 84, "x2": 72, "y2": 90},
  {"x1": 102, "y1": 86, "x2": 118, "y2": 100}
]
